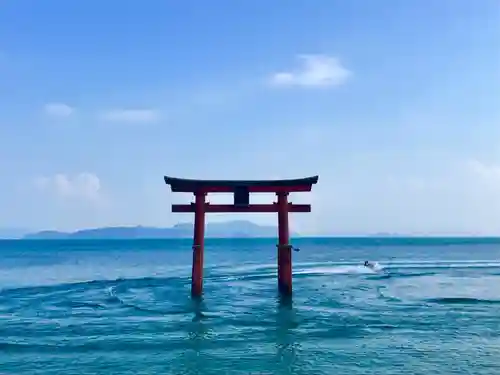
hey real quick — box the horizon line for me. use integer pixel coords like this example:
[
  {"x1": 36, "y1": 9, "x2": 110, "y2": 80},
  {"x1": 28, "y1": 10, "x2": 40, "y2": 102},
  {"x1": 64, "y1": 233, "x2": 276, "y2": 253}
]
[{"x1": 5, "y1": 235, "x2": 500, "y2": 241}]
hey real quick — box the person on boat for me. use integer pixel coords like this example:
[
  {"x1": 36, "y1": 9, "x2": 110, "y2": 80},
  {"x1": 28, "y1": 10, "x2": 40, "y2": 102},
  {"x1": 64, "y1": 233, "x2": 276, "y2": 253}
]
[{"x1": 364, "y1": 260, "x2": 376, "y2": 270}]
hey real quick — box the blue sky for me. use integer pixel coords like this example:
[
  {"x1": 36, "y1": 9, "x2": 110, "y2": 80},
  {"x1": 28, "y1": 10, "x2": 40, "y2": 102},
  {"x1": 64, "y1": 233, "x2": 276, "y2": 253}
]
[{"x1": 0, "y1": 0, "x2": 499, "y2": 235}]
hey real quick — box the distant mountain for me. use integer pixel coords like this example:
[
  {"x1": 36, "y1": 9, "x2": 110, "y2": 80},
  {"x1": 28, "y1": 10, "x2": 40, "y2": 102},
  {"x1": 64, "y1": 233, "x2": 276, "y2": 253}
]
[{"x1": 22, "y1": 220, "x2": 296, "y2": 240}]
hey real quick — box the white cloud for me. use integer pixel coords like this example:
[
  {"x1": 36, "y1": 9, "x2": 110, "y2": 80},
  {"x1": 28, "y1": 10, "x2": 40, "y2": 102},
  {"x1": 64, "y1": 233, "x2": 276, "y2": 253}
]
[
  {"x1": 34, "y1": 173, "x2": 101, "y2": 201},
  {"x1": 466, "y1": 159, "x2": 500, "y2": 180},
  {"x1": 44, "y1": 102, "x2": 74, "y2": 117},
  {"x1": 100, "y1": 109, "x2": 160, "y2": 123},
  {"x1": 270, "y1": 54, "x2": 351, "y2": 88}
]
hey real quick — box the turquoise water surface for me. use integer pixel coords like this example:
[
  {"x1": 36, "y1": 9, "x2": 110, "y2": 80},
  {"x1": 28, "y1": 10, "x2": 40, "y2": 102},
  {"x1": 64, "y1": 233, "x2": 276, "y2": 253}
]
[{"x1": 1, "y1": 237, "x2": 500, "y2": 374}]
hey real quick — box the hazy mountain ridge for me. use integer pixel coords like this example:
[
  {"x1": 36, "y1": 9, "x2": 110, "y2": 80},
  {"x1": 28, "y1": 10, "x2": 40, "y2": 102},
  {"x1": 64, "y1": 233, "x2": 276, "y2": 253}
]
[{"x1": 22, "y1": 220, "x2": 297, "y2": 239}]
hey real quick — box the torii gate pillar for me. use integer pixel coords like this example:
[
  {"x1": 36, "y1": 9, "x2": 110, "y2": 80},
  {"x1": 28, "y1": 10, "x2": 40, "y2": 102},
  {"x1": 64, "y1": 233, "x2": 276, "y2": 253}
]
[
  {"x1": 277, "y1": 192, "x2": 292, "y2": 295},
  {"x1": 164, "y1": 175, "x2": 319, "y2": 298},
  {"x1": 191, "y1": 192, "x2": 206, "y2": 297}
]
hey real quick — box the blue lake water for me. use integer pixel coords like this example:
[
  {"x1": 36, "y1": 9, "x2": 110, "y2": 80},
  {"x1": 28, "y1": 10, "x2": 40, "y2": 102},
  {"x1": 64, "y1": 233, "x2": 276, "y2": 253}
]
[{"x1": 1, "y1": 237, "x2": 500, "y2": 374}]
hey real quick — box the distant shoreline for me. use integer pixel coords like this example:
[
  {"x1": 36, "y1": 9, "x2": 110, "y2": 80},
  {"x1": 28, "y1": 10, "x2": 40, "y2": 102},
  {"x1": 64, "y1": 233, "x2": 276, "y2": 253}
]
[
  {"x1": 16, "y1": 220, "x2": 298, "y2": 240},
  {"x1": 4, "y1": 221, "x2": 500, "y2": 241},
  {"x1": 5, "y1": 236, "x2": 500, "y2": 242}
]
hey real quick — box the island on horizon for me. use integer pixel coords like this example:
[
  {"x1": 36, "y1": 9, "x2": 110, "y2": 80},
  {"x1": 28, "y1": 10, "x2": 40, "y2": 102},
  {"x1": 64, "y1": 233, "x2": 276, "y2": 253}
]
[{"x1": 20, "y1": 220, "x2": 300, "y2": 240}]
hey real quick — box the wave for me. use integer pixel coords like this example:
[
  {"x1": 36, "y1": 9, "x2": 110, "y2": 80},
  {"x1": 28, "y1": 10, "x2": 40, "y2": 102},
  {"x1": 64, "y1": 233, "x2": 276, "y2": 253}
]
[
  {"x1": 426, "y1": 297, "x2": 500, "y2": 305},
  {"x1": 221, "y1": 260, "x2": 500, "y2": 274},
  {"x1": 387, "y1": 262, "x2": 500, "y2": 270},
  {"x1": 1, "y1": 258, "x2": 499, "y2": 293},
  {"x1": 0, "y1": 339, "x2": 193, "y2": 354},
  {"x1": 368, "y1": 271, "x2": 437, "y2": 280},
  {"x1": 294, "y1": 265, "x2": 374, "y2": 276},
  {"x1": 105, "y1": 285, "x2": 166, "y2": 314},
  {"x1": 0, "y1": 276, "x2": 186, "y2": 298}
]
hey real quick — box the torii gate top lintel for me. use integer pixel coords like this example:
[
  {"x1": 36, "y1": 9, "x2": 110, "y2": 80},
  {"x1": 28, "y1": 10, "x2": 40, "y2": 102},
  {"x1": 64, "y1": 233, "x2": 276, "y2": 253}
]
[{"x1": 164, "y1": 175, "x2": 319, "y2": 193}]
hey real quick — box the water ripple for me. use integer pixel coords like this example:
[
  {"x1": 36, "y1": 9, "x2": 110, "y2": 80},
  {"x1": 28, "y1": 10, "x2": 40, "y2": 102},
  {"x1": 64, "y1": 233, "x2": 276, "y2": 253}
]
[{"x1": 1, "y1": 241, "x2": 500, "y2": 374}]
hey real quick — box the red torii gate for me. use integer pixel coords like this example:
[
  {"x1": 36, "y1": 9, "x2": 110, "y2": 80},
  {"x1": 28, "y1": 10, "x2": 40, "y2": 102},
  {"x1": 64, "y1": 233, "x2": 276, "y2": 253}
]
[{"x1": 164, "y1": 175, "x2": 319, "y2": 297}]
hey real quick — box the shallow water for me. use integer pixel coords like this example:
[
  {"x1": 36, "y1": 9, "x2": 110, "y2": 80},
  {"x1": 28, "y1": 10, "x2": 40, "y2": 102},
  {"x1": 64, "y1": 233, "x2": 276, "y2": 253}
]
[{"x1": 1, "y1": 237, "x2": 500, "y2": 374}]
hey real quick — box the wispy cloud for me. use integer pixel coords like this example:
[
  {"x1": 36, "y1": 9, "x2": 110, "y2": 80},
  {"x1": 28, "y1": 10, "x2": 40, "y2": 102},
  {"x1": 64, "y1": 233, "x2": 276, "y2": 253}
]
[
  {"x1": 34, "y1": 173, "x2": 101, "y2": 201},
  {"x1": 466, "y1": 159, "x2": 500, "y2": 180},
  {"x1": 100, "y1": 109, "x2": 161, "y2": 124},
  {"x1": 44, "y1": 102, "x2": 75, "y2": 117},
  {"x1": 270, "y1": 54, "x2": 351, "y2": 88}
]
